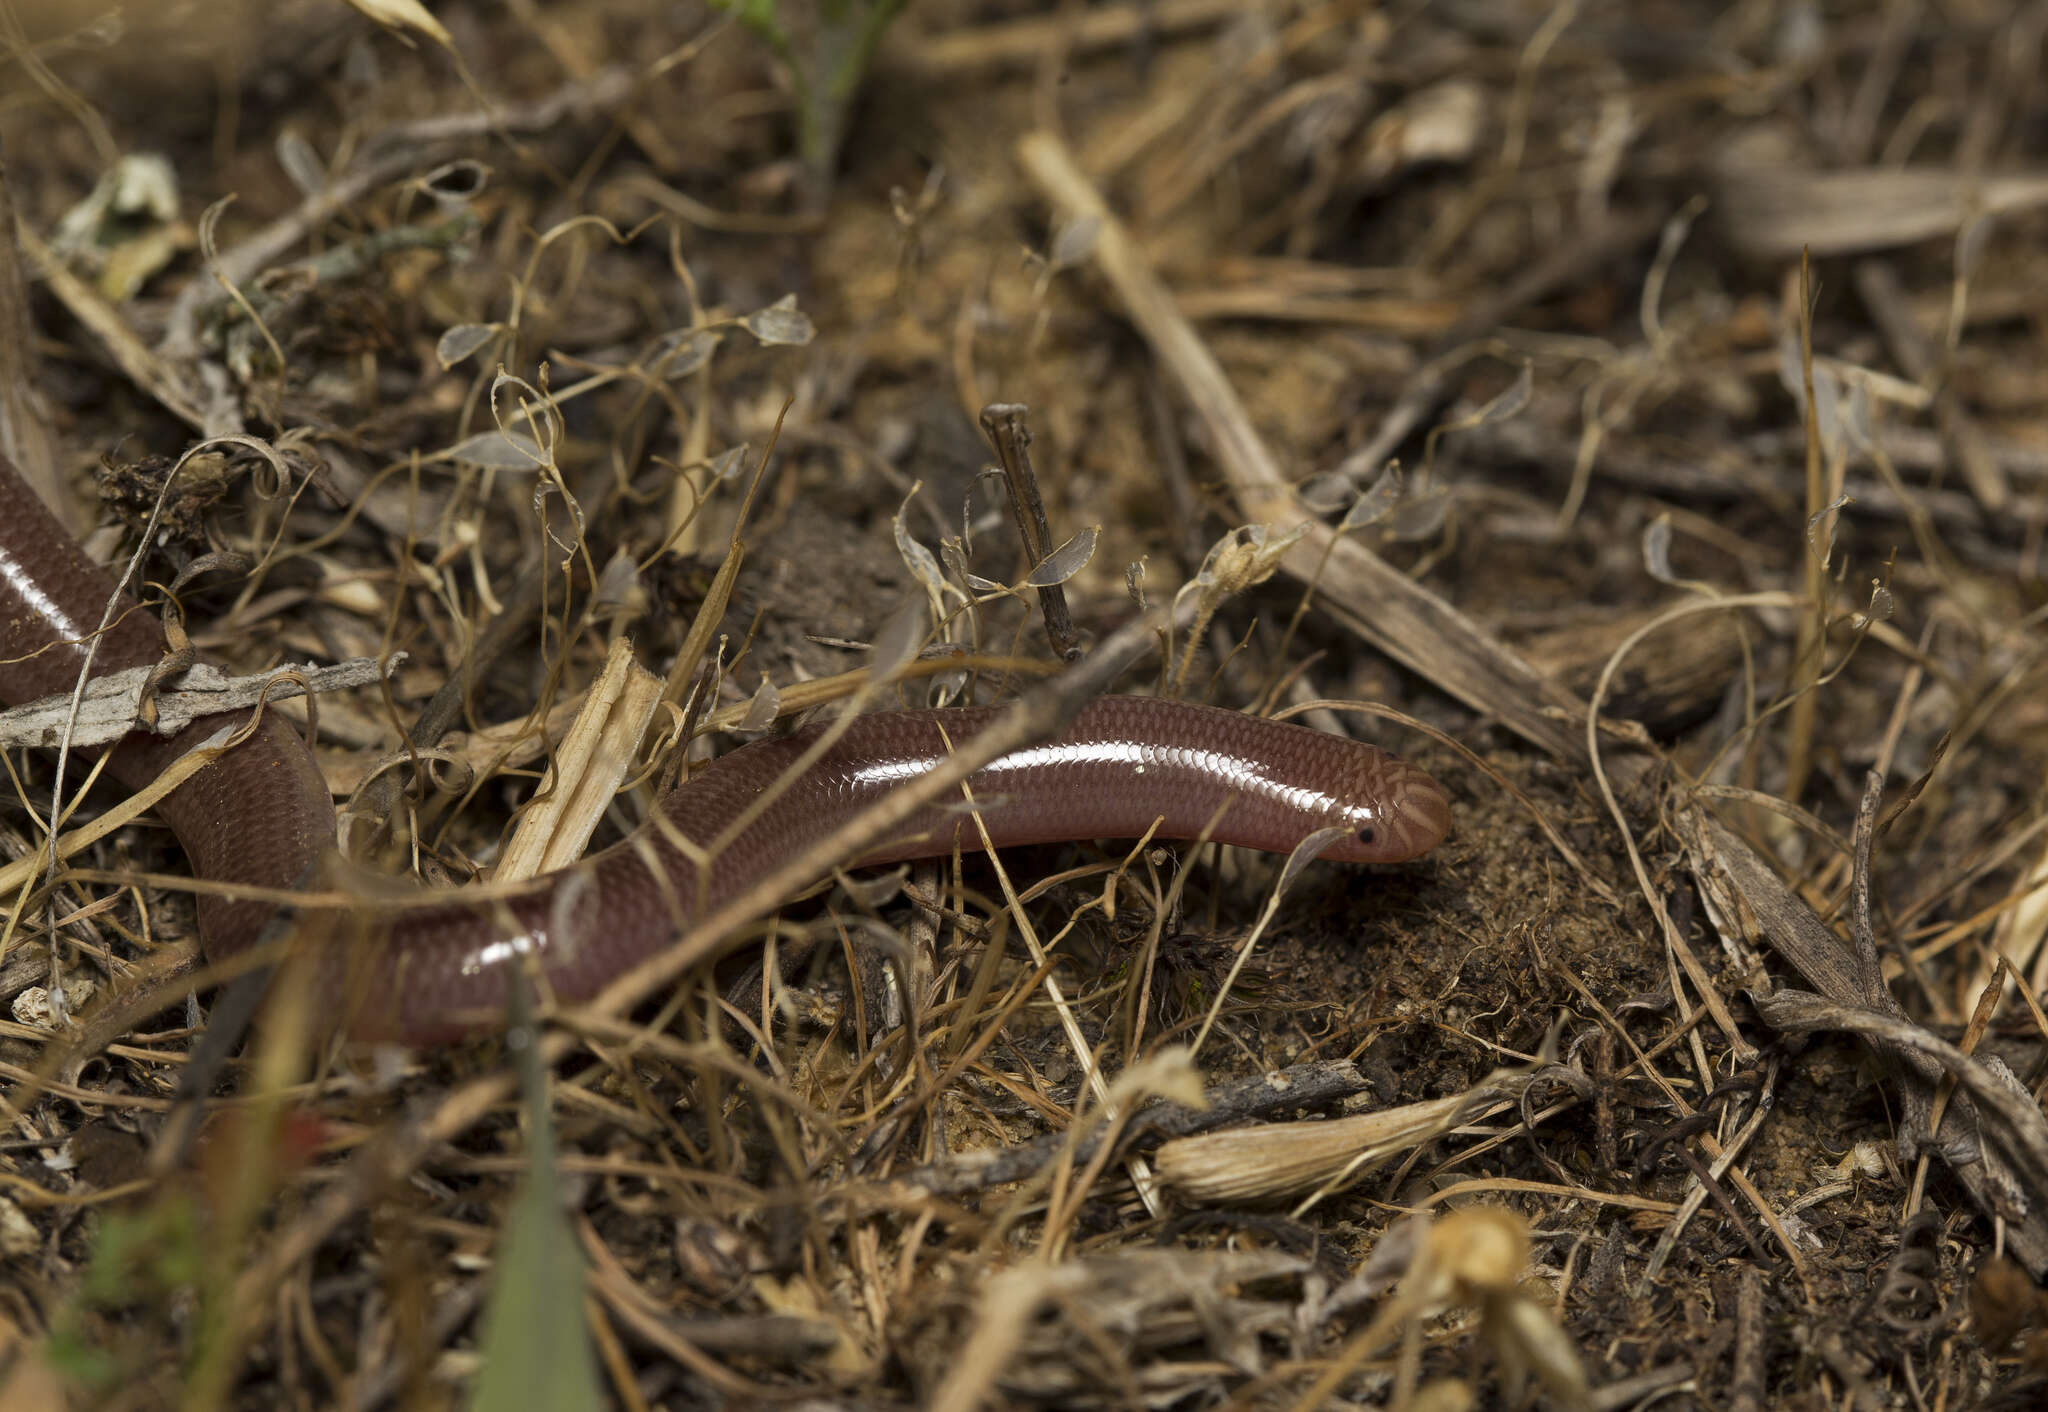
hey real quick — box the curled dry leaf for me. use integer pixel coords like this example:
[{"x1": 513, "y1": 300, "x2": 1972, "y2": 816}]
[
  {"x1": 893, "y1": 486, "x2": 956, "y2": 623},
  {"x1": 1338, "y1": 463, "x2": 1405, "y2": 532},
  {"x1": 1153, "y1": 1067, "x2": 1533, "y2": 1205},
  {"x1": 344, "y1": 0, "x2": 454, "y2": 48},
  {"x1": 1024, "y1": 524, "x2": 1098, "y2": 588},
  {"x1": 738, "y1": 676, "x2": 781, "y2": 734}
]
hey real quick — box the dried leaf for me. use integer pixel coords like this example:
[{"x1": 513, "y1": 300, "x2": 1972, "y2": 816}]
[
  {"x1": 870, "y1": 601, "x2": 927, "y2": 682},
  {"x1": 1154, "y1": 1069, "x2": 1534, "y2": 1205},
  {"x1": 742, "y1": 294, "x2": 814, "y2": 346},
  {"x1": 593, "y1": 549, "x2": 642, "y2": 614},
  {"x1": 1445, "y1": 361, "x2": 1532, "y2": 433},
  {"x1": 1712, "y1": 162, "x2": 2048, "y2": 258},
  {"x1": 893, "y1": 487, "x2": 953, "y2": 618},
  {"x1": 1024, "y1": 524, "x2": 1097, "y2": 588},
  {"x1": 1806, "y1": 492, "x2": 1852, "y2": 570},
  {"x1": 739, "y1": 676, "x2": 781, "y2": 733},
  {"x1": 1386, "y1": 487, "x2": 1451, "y2": 541},
  {"x1": 1296, "y1": 472, "x2": 1353, "y2": 515},
  {"x1": 274, "y1": 130, "x2": 328, "y2": 198},
  {"x1": 658, "y1": 328, "x2": 722, "y2": 378},
  {"x1": 1642, "y1": 515, "x2": 1678, "y2": 586},
  {"x1": 436, "y1": 323, "x2": 499, "y2": 370},
  {"x1": 1339, "y1": 463, "x2": 1405, "y2": 531},
  {"x1": 1050, "y1": 215, "x2": 1100, "y2": 270},
  {"x1": 707, "y1": 444, "x2": 751, "y2": 481},
  {"x1": 444, "y1": 429, "x2": 547, "y2": 470}
]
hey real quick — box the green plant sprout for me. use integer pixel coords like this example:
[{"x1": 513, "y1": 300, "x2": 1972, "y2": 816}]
[{"x1": 714, "y1": 0, "x2": 912, "y2": 196}]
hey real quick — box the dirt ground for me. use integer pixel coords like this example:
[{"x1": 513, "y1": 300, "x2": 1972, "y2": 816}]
[{"x1": 3, "y1": 1, "x2": 2048, "y2": 1408}]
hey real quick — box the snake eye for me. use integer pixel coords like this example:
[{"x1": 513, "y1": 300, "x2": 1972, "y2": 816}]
[{"x1": 1356, "y1": 827, "x2": 1375, "y2": 845}]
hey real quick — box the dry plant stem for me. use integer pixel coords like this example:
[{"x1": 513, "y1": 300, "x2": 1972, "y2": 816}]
[
  {"x1": 1463, "y1": 417, "x2": 2048, "y2": 550},
  {"x1": 658, "y1": 238, "x2": 718, "y2": 552},
  {"x1": 980, "y1": 402, "x2": 1083, "y2": 661},
  {"x1": 694, "y1": 653, "x2": 1058, "y2": 733},
  {"x1": 1729, "y1": 1261, "x2": 1767, "y2": 1412},
  {"x1": 2005, "y1": 823, "x2": 2048, "y2": 1000},
  {"x1": 1783, "y1": 252, "x2": 1826, "y2": 810},
  {"x1": 662, "y1": 405, "x2": 781, "y2": 691},
  {"x1": 0, "y1": 729, "x2": 227, "y2": 901},
  {"x1": 1905, "y1": 958, "x2": 2009, "y2": 1224},
  {"x1": 604, "y1": 172, "x2": 823, "y2": 236},
  {"x1": 1415, "y1": 1177, "x2": 1676, "y2": 1220},
  {"x1": 1141, "y1": 367, "x2": 1210, "y2": 570},
  {"x1": 0, "y1": 656, "x2": 395, "y2": 751},
  {"x1": 1582, "y1": 1366, "x2": 1695, "y2": 1410}
]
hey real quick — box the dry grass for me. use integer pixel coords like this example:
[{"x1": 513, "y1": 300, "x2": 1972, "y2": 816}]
[{"x1": 3, "y1": 1, "x2": 2048, "y2": 1407}]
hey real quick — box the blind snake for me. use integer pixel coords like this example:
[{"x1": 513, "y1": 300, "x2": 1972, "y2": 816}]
[{"x1": 0, "y1": 455, "x2": 1450, "y2": 1044}]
